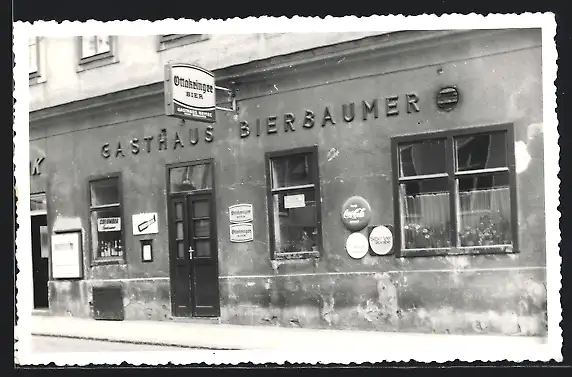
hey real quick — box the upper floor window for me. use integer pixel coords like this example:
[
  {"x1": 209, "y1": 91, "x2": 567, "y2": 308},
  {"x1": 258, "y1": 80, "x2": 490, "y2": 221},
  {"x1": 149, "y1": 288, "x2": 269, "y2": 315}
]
[
  {"x1": 81, "y1": 36, "x2": 111, "y2": 59},
  {"x1": 77, "y1": 36, "x2": 118, "y2": 72},
  {"x1": 89, "y1": 174, "x2": 125, "y2": 263},
  {"x1": 157, "y1": 34, "x2": 210, "y2": 51},
  {"x1": 391, "y1": 124, "x2": 518, "y2": 257},
  {"x1": 28, "y1": 37, "x2": 39, "y2": 77},
  {"x1": 28, "y1": 37, "x2": 46, "y2": 85},
  {"x1": 265, "y1": 146, "x2": 322, "y2": 260}
]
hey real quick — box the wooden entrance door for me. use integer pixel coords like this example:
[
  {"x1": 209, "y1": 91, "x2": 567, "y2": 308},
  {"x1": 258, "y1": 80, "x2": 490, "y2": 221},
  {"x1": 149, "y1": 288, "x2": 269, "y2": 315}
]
[
  {"x1": 187, "y1": 194, "x2": 219, "y2": 317},
  {"x1": 168, "y1": 160, "x2": 220, "y2": 318}
]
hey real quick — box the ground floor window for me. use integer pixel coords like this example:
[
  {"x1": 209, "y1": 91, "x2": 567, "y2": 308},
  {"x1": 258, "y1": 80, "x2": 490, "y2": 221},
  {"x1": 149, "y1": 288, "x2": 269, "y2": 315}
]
[
  {"x1": 391, "y1": 123, "x2": 517, "y2": 257},
  {"x1": 88, "y1": 174, "x2": 124, "y2": 262},
  {"x1": 265, "y1": 146, "x2": 322, "y2": 259}
]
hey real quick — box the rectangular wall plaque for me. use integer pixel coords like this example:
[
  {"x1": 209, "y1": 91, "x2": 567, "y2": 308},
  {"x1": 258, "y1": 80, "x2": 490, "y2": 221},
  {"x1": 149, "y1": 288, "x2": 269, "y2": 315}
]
[{"x1": 51, "y1": 231, "x2": 83, "y2": 279}]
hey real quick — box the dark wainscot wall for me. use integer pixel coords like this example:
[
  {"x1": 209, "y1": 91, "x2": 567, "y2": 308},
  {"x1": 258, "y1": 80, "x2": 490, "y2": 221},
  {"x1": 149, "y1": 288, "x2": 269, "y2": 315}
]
[{"x1": 30, "y1": 28, "x2": 547, "y2": 335}]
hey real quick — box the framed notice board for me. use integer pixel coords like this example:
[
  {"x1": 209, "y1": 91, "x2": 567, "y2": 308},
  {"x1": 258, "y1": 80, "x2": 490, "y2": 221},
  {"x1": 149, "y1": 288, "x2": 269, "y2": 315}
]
[{"x1": 51, "y1": 231, "x2": 84, "y2": 279}]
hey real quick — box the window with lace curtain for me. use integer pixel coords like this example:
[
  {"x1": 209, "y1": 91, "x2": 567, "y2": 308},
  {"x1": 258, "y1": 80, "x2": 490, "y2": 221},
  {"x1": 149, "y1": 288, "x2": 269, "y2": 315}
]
[
  {"x1": 391, "y1": 124, "x2": 517, "y2": 257},
  {"x1": 265, "y1": 146, "x2": 322, "y2": 260}
]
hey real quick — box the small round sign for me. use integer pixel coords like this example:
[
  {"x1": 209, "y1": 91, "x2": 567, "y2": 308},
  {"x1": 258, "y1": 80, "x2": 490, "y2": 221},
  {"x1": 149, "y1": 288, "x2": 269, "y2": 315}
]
[
  {"x1": 369, "y1": 225, "x2": 394, "y2": 255},
  {"x1": 346, "y1": 232, "x2": 369, "y2": 259},
  {"x1": 341, "y1": 196, "x2": 372, "y2": 231}
]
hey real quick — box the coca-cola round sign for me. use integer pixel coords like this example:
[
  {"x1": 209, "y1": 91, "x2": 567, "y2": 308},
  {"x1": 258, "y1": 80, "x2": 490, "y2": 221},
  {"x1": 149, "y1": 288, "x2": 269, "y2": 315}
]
[{"x1": 341, "y1": 196, "x2": 372, "y2": 231}]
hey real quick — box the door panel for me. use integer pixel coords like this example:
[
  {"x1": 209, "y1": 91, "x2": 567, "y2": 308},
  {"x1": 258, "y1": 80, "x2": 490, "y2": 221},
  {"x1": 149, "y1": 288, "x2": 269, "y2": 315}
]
[
  {"x1": 187, "y1": 195, "x2": 220, "y2": 317},
  {"x1": 168, "y1": 196, "x2": 191, "y2": 317}
]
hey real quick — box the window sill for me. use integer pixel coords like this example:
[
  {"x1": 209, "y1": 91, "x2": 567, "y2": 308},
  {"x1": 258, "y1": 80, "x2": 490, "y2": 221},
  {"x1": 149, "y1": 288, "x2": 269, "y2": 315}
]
[
  {"x1": 91, "y1": 259, "x2": 126, "y2": 266},
  {"x1": 398, "y1": 244, "x2": 516, "y2": 258},
  {"x1": 77, "y1": 52, "x2": 119, "y2": 72},
  {"x1": 157, "y1": 34, "x2": 210, "y2": 51},
  {"x1": 273, "y1": 250, "x2": 320, "y2": 261},
  {"x1": 29, "y1": 72, "x2": 46, "y2": 86}
]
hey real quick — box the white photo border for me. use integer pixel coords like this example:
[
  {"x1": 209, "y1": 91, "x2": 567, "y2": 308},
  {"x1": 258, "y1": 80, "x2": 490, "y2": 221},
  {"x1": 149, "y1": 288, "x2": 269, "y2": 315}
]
[{"x1": 14, "y1": 13, "x2": 561, "y2": 365}]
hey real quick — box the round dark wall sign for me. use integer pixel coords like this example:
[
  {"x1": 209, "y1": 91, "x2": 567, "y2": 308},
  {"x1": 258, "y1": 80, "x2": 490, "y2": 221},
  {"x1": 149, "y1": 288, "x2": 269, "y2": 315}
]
[
  {"x1": 341, "y1": 196, "x2": 372, "y2": 231},
  {"x1": 436, "y1": 86, "x2": 460, "y2": 112}
]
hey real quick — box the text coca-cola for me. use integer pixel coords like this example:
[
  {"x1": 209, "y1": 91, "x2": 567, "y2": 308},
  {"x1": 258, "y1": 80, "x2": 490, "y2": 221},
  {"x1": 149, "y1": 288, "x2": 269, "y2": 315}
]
[{"x1": 343, "y1": 207, "x2": 366, "y2": 220}]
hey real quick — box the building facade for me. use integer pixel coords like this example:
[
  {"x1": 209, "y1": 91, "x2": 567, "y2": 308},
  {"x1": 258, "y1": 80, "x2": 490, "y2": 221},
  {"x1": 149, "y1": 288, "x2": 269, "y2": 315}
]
[{"x1": 29, "y1": 29, "x2": 547, "y2": 336}]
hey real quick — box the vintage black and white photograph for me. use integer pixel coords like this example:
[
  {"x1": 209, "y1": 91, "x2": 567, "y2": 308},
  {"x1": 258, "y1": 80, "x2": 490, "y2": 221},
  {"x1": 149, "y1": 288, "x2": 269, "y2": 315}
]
[{"x1": 13, "y1": 15, "x2": 561, "y2": 365}]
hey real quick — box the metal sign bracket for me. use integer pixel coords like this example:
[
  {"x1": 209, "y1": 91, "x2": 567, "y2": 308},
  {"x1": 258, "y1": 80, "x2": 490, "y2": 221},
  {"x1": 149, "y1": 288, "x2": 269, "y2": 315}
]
[{"x1": 215, "y1": 85, "x2": 237, "y2": 112}]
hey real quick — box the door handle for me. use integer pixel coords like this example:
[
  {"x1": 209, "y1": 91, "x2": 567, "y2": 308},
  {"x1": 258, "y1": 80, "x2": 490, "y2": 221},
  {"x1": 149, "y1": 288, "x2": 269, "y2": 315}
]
[{"x1": 188, "y1": 246, "x2": 194, "y2": 259}]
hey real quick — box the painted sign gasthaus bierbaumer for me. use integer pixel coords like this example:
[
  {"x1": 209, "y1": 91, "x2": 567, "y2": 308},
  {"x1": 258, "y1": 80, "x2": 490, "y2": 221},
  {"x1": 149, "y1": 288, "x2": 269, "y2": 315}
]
[
  {"x1": 132, "y1": 213, "x2": 159, "y2": 236},
  {"x1": 230, "y1": 223, "x2": 254, "y2": 243},
  {"x1": 229, "y1": 204, "x2": 253, "y2": 223},
  {"x1": 164, "y1": 63, "x2": 216, "y2": 123}
]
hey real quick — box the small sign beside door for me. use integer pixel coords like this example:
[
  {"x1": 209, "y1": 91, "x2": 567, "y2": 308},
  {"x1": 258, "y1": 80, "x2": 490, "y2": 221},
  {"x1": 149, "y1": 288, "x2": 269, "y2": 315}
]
[
  {"x1": 132, "y1": 213, "x2": 159, "y2": 235},
  {"x1": 229, "y1": 204, "x2": 253, "y2": 223},
  {"x1": 230, "y1": 223, "x2": 254, "y2": 243}
]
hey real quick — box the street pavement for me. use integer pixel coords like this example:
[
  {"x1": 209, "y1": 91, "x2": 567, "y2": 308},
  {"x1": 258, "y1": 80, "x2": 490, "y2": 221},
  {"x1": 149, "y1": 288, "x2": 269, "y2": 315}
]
[{"x1": 31, "y1": 335, "x2": 195, "y2": 353}]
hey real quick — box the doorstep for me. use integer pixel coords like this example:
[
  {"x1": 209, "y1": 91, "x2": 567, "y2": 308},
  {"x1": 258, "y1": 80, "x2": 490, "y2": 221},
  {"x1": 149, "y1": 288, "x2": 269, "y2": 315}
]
[{"x1": 169, "y1": 316, "x2": 220, "y2": 325}]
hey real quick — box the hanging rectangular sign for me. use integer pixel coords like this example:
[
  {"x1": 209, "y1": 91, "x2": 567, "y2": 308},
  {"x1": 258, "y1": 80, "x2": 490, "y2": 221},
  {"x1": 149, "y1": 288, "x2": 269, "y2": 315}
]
[
  {"x1": 164, "y1": 63, "x2": 216, "y2": 123},
  {"x1": 229, "y1": 204, "x2": 253, "y2": 223},
  {"x1": 51, "y1": 232, "x2": 83, "y2": 279},
  {"x1": 229, "y1": 223, "x2": 254, "y2": 243},
  {"x1": 97, "y1": 217, "x2": 121, "y2": 232}
]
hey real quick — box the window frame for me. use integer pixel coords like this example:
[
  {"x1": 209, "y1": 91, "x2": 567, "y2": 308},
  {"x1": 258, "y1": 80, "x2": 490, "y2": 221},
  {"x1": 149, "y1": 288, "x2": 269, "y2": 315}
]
[
  {"x1": 30, "y1": 192, "x2": 48, "y2": 216},
  {"x1": 265, "y1": 146, "x2": 322, "y2": 260},
  {"x1": 157, "y1": 34, "x2": 210, "y2": 51},
  {"x1": 76, "y1": 36, "x2": 119, "y2": 72},
  {"x1": 391, "y1": 123, "x2": 518, "y2": 258},
  {"x1": 28, "y1": 37, "x2": 40, "y2": 79},
  {"x1": 87, "y1": 172, "x2": 126, "y2": 265},
  {"x1": 28, "y1": 37, "x2": 47, "y2": 86}
]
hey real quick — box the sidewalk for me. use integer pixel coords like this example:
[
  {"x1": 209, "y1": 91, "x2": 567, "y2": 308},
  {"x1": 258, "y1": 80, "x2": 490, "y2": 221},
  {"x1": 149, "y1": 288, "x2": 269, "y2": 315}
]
[{"x1": 25, "y1": 315, "x2": 548, "y2": 351}]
